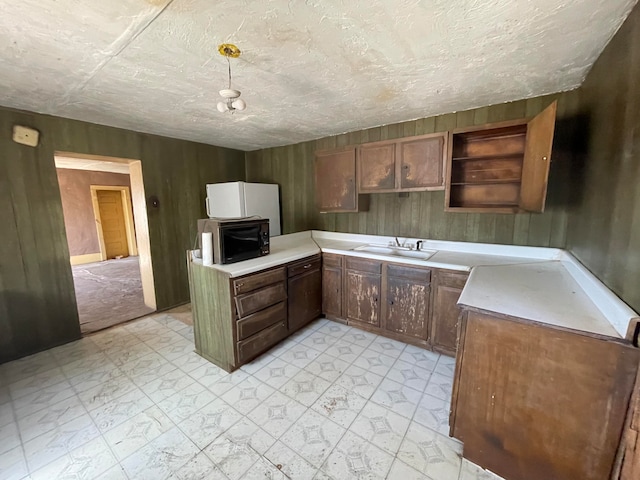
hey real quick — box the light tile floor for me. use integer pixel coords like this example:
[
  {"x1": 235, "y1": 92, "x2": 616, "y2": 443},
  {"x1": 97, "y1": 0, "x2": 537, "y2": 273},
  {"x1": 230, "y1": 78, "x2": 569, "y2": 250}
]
[{"x1": 0, "y1": 311, "x2": 504, "y2": 480}]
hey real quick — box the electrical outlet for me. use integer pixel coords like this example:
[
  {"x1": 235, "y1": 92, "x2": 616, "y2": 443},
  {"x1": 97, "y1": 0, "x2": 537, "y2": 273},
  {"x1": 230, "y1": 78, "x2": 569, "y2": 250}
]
[{"x1": 12, "y1": 125, "x2": 39, "y2": 147}]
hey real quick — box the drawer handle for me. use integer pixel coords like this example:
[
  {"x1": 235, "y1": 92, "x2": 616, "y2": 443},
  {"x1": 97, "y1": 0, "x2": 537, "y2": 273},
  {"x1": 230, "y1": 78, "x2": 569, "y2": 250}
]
[
  {"x1": 236, "y1": 282, "x2": 244, "y2": 287},
  {"x1": 303, "y1": 264, "x2": 312, "y2": 269}
]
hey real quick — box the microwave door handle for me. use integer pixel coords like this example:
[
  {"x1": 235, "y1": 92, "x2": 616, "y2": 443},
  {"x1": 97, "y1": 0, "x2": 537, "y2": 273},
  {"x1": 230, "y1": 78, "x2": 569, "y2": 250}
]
[{"x1": 206, "y1": 197, "x2": 211, "y2": 218}]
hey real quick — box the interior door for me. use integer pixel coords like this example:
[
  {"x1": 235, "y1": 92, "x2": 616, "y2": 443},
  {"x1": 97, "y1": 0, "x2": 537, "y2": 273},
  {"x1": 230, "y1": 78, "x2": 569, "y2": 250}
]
[
  {"x1": 520, "y1": 100, "x2": 557, "y2": 212},
  {"x1": 96, "y1": 190, "x2": 129, "y2": 259}
]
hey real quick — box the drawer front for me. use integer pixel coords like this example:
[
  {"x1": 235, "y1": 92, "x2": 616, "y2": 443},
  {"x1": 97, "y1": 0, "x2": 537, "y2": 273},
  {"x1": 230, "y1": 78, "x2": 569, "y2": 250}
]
[
  {"x1": 346, "y1": 257, "x2": 382, "y2": 274},
  {"x1": 237, "y1": 301, "x2": 286, "y2": 341},
  {"x1": 437, "y1": 270, "x2": 468, "y2": 289},
  {"x1": 387, "y1": 264, "x2": 431, "y2": 283},
  {"x1": 235, "y1": 282, "x2": 287, "y2": 318},
  {"x1": 233, "y1": 267, "x2": 286, "y2": 295},
  {"x1": 237, "y1": 319, "x2": 288, "y2": 364},
  {"x1": 323, "y1": 253, "x2": 343, "y2": 269},
  {"x1": 288, "y1": 255, "x2": 321, "y2": 277}
]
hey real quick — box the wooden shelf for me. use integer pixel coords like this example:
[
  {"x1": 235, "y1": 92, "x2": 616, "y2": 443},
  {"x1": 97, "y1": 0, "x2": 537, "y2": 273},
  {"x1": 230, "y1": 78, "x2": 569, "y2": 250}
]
[
  {"x1": 445, "y1": 101, "x2": 556, "y2": 213},
  {"x1": 451, "y1": 153, "x2": 524, "y2": 162},
  {"x1": 451, "y1": 180, "x2": 521, "y2": 186}
]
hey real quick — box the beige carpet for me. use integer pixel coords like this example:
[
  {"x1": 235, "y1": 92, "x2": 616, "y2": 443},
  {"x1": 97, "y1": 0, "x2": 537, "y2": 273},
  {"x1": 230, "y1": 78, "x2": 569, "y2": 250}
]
[{"x1": 72, "y1": 256, "x2": 155, "y2": 334}]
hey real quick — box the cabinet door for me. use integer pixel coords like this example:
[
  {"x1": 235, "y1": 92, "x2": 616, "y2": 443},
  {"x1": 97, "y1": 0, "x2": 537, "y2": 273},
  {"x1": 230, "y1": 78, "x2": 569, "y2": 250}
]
[
  {"x1": 358, "y1": 143, "x2": 396, "y2": 192},
  {"x1": 431, "y1": 271, "x2": 468, "y2": 355},
  {"x1": 399, "y1": 133, "x2": 446, "y2": 190},
  {"x1": 384, "y1": 273, "x2": 431, "y2": 340},
  {"x1": 322, "y1": 266, "x2": 343, "y2": 319},
  {"x1": 346, "y1": 271, "x2": 381, "y2": 326},
  {"x1": 288, "y1": 268, "x2": 322, "y2": 333},
  {"x1": 520, "y1": 100, "x2": 557, "y2": 212},
  {"x1": 315, "y1": 147, "x2": 366, "y2": 212}
]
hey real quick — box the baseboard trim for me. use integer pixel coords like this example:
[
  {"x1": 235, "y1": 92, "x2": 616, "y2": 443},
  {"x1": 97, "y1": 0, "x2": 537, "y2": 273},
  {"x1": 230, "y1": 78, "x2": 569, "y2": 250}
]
[{"x1": 70, "y1": 253, "x2": 103, "y2": 266}]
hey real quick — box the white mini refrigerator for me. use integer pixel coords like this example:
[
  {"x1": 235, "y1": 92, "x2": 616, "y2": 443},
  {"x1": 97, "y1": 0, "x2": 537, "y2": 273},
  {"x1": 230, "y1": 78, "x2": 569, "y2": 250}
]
[{"x1": 206, "y1": 182, "x2": 281, "y2": 236}]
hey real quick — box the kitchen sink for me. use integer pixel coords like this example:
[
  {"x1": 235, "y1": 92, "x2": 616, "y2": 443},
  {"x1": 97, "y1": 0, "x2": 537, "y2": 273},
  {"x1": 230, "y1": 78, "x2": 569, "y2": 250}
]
[{"x1": 352, "y1": 244, "x2": 436, "y2": 260}]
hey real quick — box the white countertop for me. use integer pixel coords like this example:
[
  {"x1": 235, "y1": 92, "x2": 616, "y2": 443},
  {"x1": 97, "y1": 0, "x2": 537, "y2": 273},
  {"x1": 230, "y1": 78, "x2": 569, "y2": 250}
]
[
  {"x1": 192, "y1": 230, "x2": 636, "y2": 340},
  {"x1": 192, "y1": 231, "x2": 320, "y2": 277},
  {"x1": 458, "y1": 262, "x2": 621, "y2": 338}
]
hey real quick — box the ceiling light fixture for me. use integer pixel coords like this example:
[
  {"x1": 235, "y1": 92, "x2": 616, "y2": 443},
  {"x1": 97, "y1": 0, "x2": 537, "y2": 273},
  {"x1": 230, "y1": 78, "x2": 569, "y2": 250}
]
[{"x1": 216, "y1": 43, "x2": 246, "y2": 113}]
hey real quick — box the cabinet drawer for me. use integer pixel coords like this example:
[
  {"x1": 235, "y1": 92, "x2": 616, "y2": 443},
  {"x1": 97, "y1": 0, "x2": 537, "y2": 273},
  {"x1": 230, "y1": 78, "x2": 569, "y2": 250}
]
[
  {"x1": 387, "y1": 264, "x2": 431, "y2": 283},
  {"x1": 437, "y1": 270, "x2": 468, "y2": 289},
  {"x1": 323, "y1": 253, "x2": 343, "y2": 268},
  {"x1": 235, "y1": 282, "x2": 287, "y2": 318},
  {"x1": 237, "y1": 319, "x2": 288, "y2": 364},
  {"x1": 288, "y1": 255, "x2": 321, "y2": 277},
  {"x1": 346, "y1": 257, "x2": 382, "y2": 274},
  {"x1": 237, "y1": 301, "x2": 286, "y2": 341},
  {"x1": 233, "y1": 267, "x2": 285, "y2": 295}
]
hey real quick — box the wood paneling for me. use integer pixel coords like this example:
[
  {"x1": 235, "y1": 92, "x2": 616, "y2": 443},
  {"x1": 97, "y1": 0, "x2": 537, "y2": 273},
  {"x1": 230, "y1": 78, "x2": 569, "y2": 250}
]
[
  {"x1": 564, "y1": 5, "x2": 640, "y2": 314},
  {"x1": 245, "y1": 92, "x2": 578, "y2": 246},
  {"x1": 1, "y1": 106, "x2": 244, "y2": 363},
  {"x1": 188, "y1": 258, "x2": 236, "y2": 372}
]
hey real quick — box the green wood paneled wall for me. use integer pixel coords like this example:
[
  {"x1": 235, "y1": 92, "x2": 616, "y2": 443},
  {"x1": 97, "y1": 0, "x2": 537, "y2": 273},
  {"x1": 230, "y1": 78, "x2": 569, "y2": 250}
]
[
  {"x1": 0, "y1": 107, "x2": 244, "y2": 362},
  {"x1": 565, "y1": 5, "x2": 640, "y2": 313},
  {"x1": 246, "y1": 91, "x2": 581, "y2": 248}
]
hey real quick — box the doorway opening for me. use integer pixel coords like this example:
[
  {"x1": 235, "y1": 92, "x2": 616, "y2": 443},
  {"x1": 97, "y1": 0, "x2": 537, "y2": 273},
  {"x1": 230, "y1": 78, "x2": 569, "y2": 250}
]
[{"x1": 55, "y1": 152, "x2": 156, "y2": 334}]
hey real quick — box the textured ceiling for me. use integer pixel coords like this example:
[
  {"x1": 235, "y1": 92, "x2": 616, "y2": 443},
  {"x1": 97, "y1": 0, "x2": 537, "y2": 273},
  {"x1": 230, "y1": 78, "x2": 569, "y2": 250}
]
[{"x1": 0, "y1": 0, "x2": 637, "y2": 151}]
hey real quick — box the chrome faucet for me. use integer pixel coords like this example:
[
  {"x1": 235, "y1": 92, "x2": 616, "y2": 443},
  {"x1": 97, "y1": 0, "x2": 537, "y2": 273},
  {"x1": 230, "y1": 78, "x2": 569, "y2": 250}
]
[
  {"x1": 395, "y1": 237, "x2": 401, "y2": 247},
  {"x1": 416, "y1": 240, "x2": 425, "y2": 251}
]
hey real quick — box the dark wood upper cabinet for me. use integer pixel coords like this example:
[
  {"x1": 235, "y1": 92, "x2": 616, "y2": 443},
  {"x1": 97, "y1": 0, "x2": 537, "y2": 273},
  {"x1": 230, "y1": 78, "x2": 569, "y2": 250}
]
[
  {"x1": 445, "y1": 101, "x2": 557, "y2": 213},
  {"x1": 358, "y1": 143, "x2": 396, "y2": 192},
  {"x1": 399, "y1": 134, "x2": 446, "y2": 190},
  {"x1": 357, "y1": 133, "x2": 447, "y2": 193},
  {"x1": 315, "y1": 147, "x2": 369, "y2": 213},
  {"x1": 520, "y1": 101, "x2": 557, "y2": 212}
]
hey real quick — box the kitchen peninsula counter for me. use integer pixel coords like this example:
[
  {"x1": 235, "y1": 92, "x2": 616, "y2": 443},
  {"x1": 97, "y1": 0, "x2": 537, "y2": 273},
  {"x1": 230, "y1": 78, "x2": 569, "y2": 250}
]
[{"x1": 192, "y1": 230, "x2": 636, "y2": 339}]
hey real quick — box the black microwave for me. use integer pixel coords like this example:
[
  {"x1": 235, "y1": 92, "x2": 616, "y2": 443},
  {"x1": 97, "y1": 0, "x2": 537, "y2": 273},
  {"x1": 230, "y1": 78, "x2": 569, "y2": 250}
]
[{"x1": 197, "y1": 218, "x2": 270, "y2": 265}]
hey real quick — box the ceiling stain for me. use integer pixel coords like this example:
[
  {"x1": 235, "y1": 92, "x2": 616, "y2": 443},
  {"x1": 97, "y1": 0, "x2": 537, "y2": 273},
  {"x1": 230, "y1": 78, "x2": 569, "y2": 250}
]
[{"x1": 375, "y1": 87, "x2": 397, "y2": 103}]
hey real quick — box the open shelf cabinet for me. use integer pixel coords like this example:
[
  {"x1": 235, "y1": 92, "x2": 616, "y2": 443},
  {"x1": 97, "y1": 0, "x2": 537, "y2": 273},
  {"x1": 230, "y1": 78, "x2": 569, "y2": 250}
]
[{"x1": 445, "y1": 101, "x2": 557, "y2": 213}]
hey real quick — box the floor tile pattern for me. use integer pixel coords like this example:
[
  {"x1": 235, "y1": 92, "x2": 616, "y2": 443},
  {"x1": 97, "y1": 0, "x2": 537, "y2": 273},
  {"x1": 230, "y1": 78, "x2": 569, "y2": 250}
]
[{"x1": 0, "y1": 311, "x2": 504, "y2": 480}]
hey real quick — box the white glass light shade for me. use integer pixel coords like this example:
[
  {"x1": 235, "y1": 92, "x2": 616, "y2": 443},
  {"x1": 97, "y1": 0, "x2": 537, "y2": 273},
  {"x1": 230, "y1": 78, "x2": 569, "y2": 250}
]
[
  {"x1": 219, "y1": 89, "x2": 241, "y2": 99},
  {"x1": 217, "y1": 101, "x2": 228, "y2": 112},
  {"x1": 231, "y1": 98, "x2": 246, "y2": 111}
]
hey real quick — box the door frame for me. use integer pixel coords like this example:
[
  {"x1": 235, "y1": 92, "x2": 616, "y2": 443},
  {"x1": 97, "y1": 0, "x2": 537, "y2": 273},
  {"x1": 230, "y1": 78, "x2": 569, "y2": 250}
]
[
  {"x1": 56, "y1": 152, "x2": 156, "y2": 311},
  {"x1": 91, "y1": 185, "x2": 138, "y2": 261}
]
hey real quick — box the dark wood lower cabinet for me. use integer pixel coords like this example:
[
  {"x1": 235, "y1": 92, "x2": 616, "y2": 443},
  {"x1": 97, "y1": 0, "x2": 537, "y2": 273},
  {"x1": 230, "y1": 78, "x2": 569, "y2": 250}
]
[
  {"x1": 430, "y1": 270, "x2": 468, "y2": 355},
  {"x1": 383, "y1": 265, "x2": 431, "y2": 341},
  {"x1": 345, "y1": 258, "x2": 382, "y2": 327},
  {"x1": 322, "y1": 254, "x2": 343, "y2": 320},
  {"x1": 189, "y1": 254, "x2": 322, "y2": 372},
  {"x1": 287, "y1": 256, "x2": 322, "y2": 333},
  {"x1": 451, "y1": 309, "x2": 639, "y2": 480},
  {"x1": 320, "y1": 253, "x2": 463, "y2": 355},
  {"x1": 615, "y1": 362, "x2": 640, "y2": 479}
]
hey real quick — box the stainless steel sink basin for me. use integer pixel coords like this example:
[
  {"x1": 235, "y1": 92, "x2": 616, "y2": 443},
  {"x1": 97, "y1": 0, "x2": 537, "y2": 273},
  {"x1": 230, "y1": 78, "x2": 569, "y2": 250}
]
[{"x1": 352, "y1": 245, "x2": 436, "y2": 260}]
